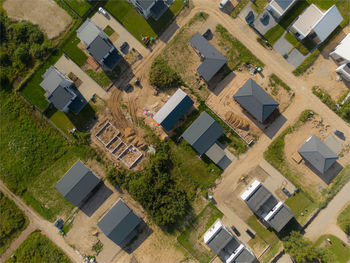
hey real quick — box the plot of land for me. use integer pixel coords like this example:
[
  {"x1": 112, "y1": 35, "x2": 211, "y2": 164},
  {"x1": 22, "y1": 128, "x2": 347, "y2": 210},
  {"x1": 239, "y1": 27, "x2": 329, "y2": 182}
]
[{"x1": 3, "y1": 0, "x2": 72, "y2": 39}]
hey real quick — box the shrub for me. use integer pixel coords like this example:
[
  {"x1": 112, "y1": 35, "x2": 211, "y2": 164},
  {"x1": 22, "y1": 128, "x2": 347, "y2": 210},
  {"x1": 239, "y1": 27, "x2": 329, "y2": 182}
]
[{"x1": 149, "y1": 58, "x2": 182, "y2": 89}]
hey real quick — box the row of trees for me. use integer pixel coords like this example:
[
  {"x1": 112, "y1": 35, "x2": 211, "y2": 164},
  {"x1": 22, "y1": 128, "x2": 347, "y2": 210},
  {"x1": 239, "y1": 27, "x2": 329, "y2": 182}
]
[{"x1": 107, "y1": 143, "x2": 188, "y2": 226}]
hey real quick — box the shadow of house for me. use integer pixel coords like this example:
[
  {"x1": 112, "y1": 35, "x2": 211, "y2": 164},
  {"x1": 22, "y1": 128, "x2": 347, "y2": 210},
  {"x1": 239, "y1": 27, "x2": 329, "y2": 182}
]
[
  {"x1": 80, "y1": 183, "x2": 113, "y2": 217},
  {"x1": 207, "y1": 65, "x2": 235, "y2": 94},
  {"x1": 123, "y1": 221, "x2": 153, "y2": 254}
]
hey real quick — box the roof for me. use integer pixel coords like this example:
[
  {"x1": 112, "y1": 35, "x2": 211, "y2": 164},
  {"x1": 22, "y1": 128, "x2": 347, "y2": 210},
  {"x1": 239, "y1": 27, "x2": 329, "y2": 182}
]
[
  {"x1": 234, "y1": 79, "x2": 279, "y2": 122},
  {"x1": 47, "y1": 86, "x2": 76, "y2": 111},
  {"x1": 77, "y1": 19, "x2": 102, "y2": 46},
  {"x1": 266, "y1": 204, "x2": 294, "y2": 232},
  {"x1": 206, "y1": 227, "x2": 235, "y2": 255},
  {"x1": 268, "y1": 0, "x2": 296, "y2": 16},
  {"x1": 182, "y1": 112, "x2": 224, "y2": 155},
  {"x1": 244, "y1": 184, "x2": 278, "y2": 217},
  {"x1": 292, "y1": 4, "x2": 323, "y2": 38},
  {"x1": 231, "y1": 247, "x2": 258, "y2": 263},
  {"x1": 313, "y1": 5, "x2": 343, "y2": 42},
  {"x1": 56, "y1": 160, "x2": 101, "y2": 206},
  {"x1": 205, "y1": 143, "x2": 226, "y2": 164},
  {"x1": 40, "y1": 66, "x2": 73, "y2": 95},
  {"x1": 298, "y1": 135, "x2": 338, "y2": 174},
  {"x1": 153, "y1": 88, "x2": 194, "y2": 131},
  {"x1": 87, "y1": 36, "x2": 112, "y2": 62},
  {"x1": 331, "y1": 33, "x2": 350, "y2": 61},
  {"x1": 98, "y1": 199, "x2": 141, "y2": 246},
  {"x1": 135, "y1": 0, "x2": 155, "y2": 10},
  {"x1": 190, "y1": 33, "x2": 227, "y2": 82}
]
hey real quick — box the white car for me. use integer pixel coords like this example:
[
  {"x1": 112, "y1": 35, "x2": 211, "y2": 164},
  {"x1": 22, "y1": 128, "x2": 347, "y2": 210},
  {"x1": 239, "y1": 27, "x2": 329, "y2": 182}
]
[{"x1": 98, "y1": 7, "x2": 108, "y2": 17}]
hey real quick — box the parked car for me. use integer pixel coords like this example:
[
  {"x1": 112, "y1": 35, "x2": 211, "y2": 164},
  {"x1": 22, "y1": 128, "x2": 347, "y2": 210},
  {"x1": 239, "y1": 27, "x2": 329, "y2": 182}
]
[
  {"x1": 334, "y1": 129, "x2": 344, "y2": 137},
  {"x1": 245, "y1": 11, "x2": 255, "y2": 24},
  {"x1": 124, "y1": 83, "x2": 133, "y2": 92},
  {"x1": 98, "y1": 7, "x2": 108, "y2": 18},
  {"x1": 231, "y1": 226, "x2": 241, "y2": 236},
  {"x1": 203, "y1": 29, "x2": 212, "y2": 40},
  {"x1": 260, "y1": 12, "x2": 269, "y2": 23},
  {"x1": 246, "y1": 229, "x2": 255, "y2": 238},
  {"x1": 282, "y1": 187, "x2": 291, "y2": 197},
  {"x1": 54, "y1": 218, "x2": 64, "y2": 229},
  {"x1": 120, "y1": 42, "x2": 129, "y2": 50}
]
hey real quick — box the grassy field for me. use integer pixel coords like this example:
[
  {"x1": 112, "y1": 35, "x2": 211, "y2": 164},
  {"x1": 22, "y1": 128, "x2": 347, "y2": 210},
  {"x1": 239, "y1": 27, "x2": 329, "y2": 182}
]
[
  {"x1": 177, "y1": 203, "x2": 223, "y2": 263},
  {"x1": 337, "y1": 203, "x2": 350, "y2": 235},
  {"x1": 85, "y1": 69, "x2": 111, "y2": 88},
  {"x1": 285, "y1": 191, "x2": 318, "y2": 225},
  {"x1": 315, "y1": 235, "x2": 350, "y2": 263},
  {"x1": 5, "y1": 230, "x2": 72, "y2": 263},
  {"x1": 0, "y1": 192, "x2": 28, "y2": 256},
  {"x1": 64, "y1": 0, "x2": 92, "y2": 17}
]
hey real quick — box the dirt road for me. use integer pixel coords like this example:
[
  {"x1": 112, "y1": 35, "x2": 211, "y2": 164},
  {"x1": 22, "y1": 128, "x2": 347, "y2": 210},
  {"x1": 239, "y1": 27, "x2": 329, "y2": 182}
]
[{"x1": 0, "y1": 180, "x2": 84, "y2": 263}]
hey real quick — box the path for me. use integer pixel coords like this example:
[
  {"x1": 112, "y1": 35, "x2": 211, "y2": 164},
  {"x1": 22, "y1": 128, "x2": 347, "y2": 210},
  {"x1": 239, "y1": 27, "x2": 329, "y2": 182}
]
[{"x1": 0, "y1": 181, "x2": 84, "y2": 263}]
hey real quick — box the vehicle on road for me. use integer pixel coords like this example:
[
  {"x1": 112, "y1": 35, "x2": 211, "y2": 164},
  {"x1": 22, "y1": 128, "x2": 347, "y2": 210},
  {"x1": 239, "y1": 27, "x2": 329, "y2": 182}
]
[
  {"x1": 231, "y1": 226, "x2": 241, "y2": 236},
  {"x1": 54, "y1": 218, "x2": 64, "y2": 230}
]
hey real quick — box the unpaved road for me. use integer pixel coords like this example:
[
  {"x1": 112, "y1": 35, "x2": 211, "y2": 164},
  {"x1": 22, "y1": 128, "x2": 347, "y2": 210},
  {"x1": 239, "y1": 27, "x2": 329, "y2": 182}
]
[{"x1": 0, "y1": 181, "x2": 84, "y2": 263}]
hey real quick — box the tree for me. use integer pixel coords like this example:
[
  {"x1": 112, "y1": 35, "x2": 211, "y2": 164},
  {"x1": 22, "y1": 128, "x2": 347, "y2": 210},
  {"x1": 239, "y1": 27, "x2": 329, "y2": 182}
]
[
  {"x1": 15, "y1": 46, "x2": 30, "y2": 64},
  {"x1": 29, "y1": 29, "x2": 44, "y2": 44},
  {"x1": 283, "y1": 231, "x2": 318, "y2": 263},
  {"x1": 0, "y1": 70, "x2": 9, "y2": 89},
  {"x1": 149, "y1": 58, "x2": 182, "y2": 89}
]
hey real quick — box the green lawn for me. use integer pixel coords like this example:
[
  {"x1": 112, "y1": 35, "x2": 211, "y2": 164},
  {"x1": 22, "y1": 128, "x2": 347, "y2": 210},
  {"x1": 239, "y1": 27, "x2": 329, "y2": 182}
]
[
  {"x1": 315, "y1": 235, "x2": 350, "y2": 263},
  {"x1": 49, "y1": 110, "x2": 75, "y2": 134},
  {"x1": 61, "y1": 34, "x2": 88, "y2": 67},
  {"x1": 85, "y1": 69, "x2": 111, "y2": 89},
  {"x1": 177, "y1": 203, "x2": 223, "y2": 263},
  {"x1": 231, "y1": 0, "x2": 249, "y2": 18},
  {"x1": 251, "y1": 0, "x2": 268, "y2": 14},
  {"x1": 64, "y1": 0, "x2": 92, "y2": 17},
  {"x1": 285, "y1": 191, "x2": 317, "y2": 225},
  {"x1": 284, "y1": 32, "x2": 315, "y2": 55},
  {"x1": 337, "y1": 204, "x2": 350, "y2": 235},
  {"x1": 5, "y1": 231, "x2": 72, "y2": 263},
  {"x1": 103, "y1": 25, "x2": 115, "y2": 36},
  {"x1": 248, "y1": 215, "x2": 278, "y2": 244}
]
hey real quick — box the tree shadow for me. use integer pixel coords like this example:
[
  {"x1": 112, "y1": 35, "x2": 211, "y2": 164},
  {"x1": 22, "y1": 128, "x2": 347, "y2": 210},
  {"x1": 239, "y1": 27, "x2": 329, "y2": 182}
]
[{"x1": 80, "y1": 183, "x2": 113, "y2": 217}]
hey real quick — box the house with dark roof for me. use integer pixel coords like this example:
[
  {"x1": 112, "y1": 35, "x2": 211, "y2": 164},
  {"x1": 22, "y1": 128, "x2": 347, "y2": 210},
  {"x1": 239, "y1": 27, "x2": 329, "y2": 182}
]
[
  {"x1": 130, "y1": 0, "x2": 172, "y2": 20},
  {"x1": 98, "y1": 199, "x2": 141, "y2": 246},
  {"x1": 241, "y1": 180, "x2": 294, "y2": 232},
  {"x1": 204, "y1": 221, "x2": 258, "y2": 263},
  {"x1": 40, "y1": 66, "x2": 86, "y2": 114},
  {"x1": 153, "y1": 88, "x2": 194, "y2": 131},
  {"x1": 267, "y1": 0, "x2": 297, "y2": 20},
  {"x1": 77, "y1": 19, "x2": 121, "y2": 71},
  {"x1": 298, "y1": 135, "x2": 338, "y2": 174},
  {"x1": 234, "y1": 78, "x2": 279, "y2": 123},
  {"x1": 56, "y1": 160, "x2": 101, "y2": 207},
  {"x1": 190, "y1": 33, "x2": 227, "y2": 82}
]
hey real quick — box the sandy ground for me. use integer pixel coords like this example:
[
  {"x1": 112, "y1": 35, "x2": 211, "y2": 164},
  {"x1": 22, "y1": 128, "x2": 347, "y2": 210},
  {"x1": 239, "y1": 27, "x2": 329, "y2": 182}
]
[{"x1": 3, "y1": 0, "x2": 72, "y2": 39}]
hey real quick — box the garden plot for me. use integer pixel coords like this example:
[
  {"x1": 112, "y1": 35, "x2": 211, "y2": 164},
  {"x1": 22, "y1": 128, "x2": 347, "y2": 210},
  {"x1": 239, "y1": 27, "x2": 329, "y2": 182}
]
[{"x1": 96, "y1": 122, "x2": 120, "y2": 146}]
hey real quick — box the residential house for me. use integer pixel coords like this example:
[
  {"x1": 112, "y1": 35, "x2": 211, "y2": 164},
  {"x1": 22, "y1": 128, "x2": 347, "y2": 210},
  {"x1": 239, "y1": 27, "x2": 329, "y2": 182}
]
[
  {"x1": 56, "y1": 160, "x2": 101, "y2": 207},
  {"x1": 98, "y1": 199, "x2": 141, "y2": 246},
  {"x1": 190, "y1": 32, "x2": 227, "y2": 82},
  {"x1": 267, "y1": 0, "x2": 297, "y2": 21},
  {"x1": 204, "y1": 220, "x2": 258, "y2": 263},
  {"x1": 330, "y1": 33, "x2": 350, "y2": 81},
  {"x1": 298, "y1": 135, "x2": 338, "y2": 174},
  {"x1": 153, "y1": 88, "x2": 194, "y2": 131},
  {"x1": 77, "y1": 19, "x2": 121, "y2": 71},
  {"x1": 241, "y1": 180, "x2": 294, "y2": 232},
  {"x1": 130, "y1": 0, "x2": 172, "y2": 20},
  {"x1": 234, "y1": 78, "x2": 279, "y2": 123},
  {"x1": 40, "y1": 66, "x2": 86, "y2": 114},
  {"x1": 290, "y1": 4, "x2": 343, "y2": 44}
]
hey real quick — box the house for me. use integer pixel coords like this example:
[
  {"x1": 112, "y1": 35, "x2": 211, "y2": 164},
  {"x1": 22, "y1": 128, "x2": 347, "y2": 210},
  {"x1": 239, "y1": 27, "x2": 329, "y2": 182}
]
[
  {"x1": 98, "y1": 199, "x2": 141, "y2": 246},
  {"x1": 298, "y1": 135, "x2": 338, "y2": 174},
  {"x1": 153, "y1": 88, "x2": 194, "y2": 131},
  {"x1": 290, "y1": 4, "x2": 343, "y2": 44},
  {"x1": 77, "y1": 19, "x2": 121, "y2": 71},
  {"x1": 130, "y1": 0, "x2": 171, "y2": 20},
  {"x1": 241, "y1": 180, "x2": 294, "y2": 232},
  {"x1": 204, "y1": 220, "x2": 258, "y2": 263},
  {"x1": 330, "y1": 33, "x2": 350, "y2": 81},
  {"x1": 40, "y1": 66, "x2": 86, "y2": 114},
  {"x1": 190, "y1": 32, "x2": 227, "y2": 82},
  {"x1": 267, "y1": 0, "x2": 297, "y2": 20},
  {"x1": 55, "y1": 160, "x2": 101, "y2": 207},
  {"x1": 234, "y1": 78, "x2": 279, "y2": 123}
]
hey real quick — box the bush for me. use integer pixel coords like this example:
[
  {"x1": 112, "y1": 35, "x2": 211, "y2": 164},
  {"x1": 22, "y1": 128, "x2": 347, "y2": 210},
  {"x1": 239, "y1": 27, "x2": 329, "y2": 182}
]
[
  {"x1": 149, "y1": 58, "x2": 182, "y2": 89},
  {"x1": 15, "y1": 46, "x2": 30, "y2": 64}
]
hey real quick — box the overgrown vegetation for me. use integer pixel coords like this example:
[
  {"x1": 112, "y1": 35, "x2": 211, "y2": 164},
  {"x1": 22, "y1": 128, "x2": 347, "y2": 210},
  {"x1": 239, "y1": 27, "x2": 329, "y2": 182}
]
[
  {"x1": 269, "y1": 74, "x2": 291, "y2": 92},
  {"x1": 230, "y1": 0, "x2": 249, "y2": 18},
  {"x1": 149, "y1": 58, "x2": 183, "y2": 89},
  {"x1": 5, "y1": 230, "x2": 72, "y2": 263},
  {"x1": 293, "y1": 50, "x2": 320, "y2": 76},
  {"x1": 0, "y1": 192, "x2": 28, "y2": 255},
  {"x1": 337, "y1": 204, "x2": 350, "y2": 235}
]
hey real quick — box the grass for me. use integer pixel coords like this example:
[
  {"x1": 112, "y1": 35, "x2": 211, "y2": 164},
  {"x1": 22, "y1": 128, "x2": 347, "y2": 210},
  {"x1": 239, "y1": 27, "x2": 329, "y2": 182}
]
[
  {"x1": 248, "y1": 215, "x2": 278, "y2": 244},
  {"x1": 260, "y1": 241, "x2": 283, "y2": 263},
  {"x1": 5, "y1": 230, "x2": 72, "y2": 263},
  {"x1": 231, "y1": 0, "x2": 249, "y2": 18},
  {"x1": 284, "y1": 32, "x2": 315, "y2": 55},
  {"x1": 269, "y1": 74, "x2": 291, "y2": 92},
  {"x1": 177, "y1": 203, "x2": 223, "y2": 263},
  {"x1": 285, "y1": 191, "x2": 317, "y2": 225},
  {"x1": 293, "y1": 49, "x2": 320, "y2": 76},
  {"x1": 61, "y1": 34, "x2": 88, "y2": 67},
  {"x1": 103, "y1": 25, "x2": 115, "y2": 36},
  {"x1": 85, "y1": 69, "x2": 111, "y2": 89},
  {"x1": 49, "y1": 110, "x2": 75, "y2": 134},
  {"x1": 251, "y1": 0, "x2": 268, "y2": 14},
  {"x1": 315, "y1": 235, "x2": 350, "y2": 263},
  {"x1": 64, "y1": 0, "x2": 92, "y2": 17},
  {"x1": 337, "y1": 203, "x2": 350, "y2": 235}
]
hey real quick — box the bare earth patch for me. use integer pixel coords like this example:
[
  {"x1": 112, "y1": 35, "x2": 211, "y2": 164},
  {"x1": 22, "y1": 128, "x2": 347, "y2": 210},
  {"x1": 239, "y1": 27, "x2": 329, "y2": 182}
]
[{"x1": 3, "y1": 0, "x2": 72, "y2": 39}]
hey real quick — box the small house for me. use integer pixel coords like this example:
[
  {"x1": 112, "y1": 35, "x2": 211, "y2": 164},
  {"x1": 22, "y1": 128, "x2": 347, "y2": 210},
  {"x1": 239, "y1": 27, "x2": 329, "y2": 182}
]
[
  {"x1": 130, "y1": 0, "x2": 171, "y2": 20},
  {"x1": 330, "y1": 33, "x2": 350, "y2": 81},
  {"x1": 267, "y1": 0, "x2": 297, "y2": 21}
]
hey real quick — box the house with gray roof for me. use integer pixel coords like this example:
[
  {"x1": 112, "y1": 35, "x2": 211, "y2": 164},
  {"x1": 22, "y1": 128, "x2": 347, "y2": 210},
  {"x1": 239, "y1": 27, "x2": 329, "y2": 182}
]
[
  {"x1": 130, "y1": 0, "x2": 171, "y2": 20},
  {"x1": 267, "y1": 0, "x2": 297, "y2": 20},
  {"x1": 298, "y1": 135, "x2": 338, "y2": 174},
  {"x1": 234, "y1": 78, "x2": 279, "y2": 123},
  {"x1": 98, "y1": 199, "x2": 141, "y2": 246},
  {"x1": 153, "y1": 88, "x2": 194, "y2": 131},
  {"x1": 190, "y1": 33, "x2": 227, "y2": 82},
  {"x1": 40, "y1": 66, "x2": 86, "y2": 114},
  {"x1": 56, "y1": 160, "x2": 101, "y2": 207},
  {"x1": 77, "y1": 19, "x2": 121, "y2": 71},
  {"x1": 204, "y1": 221, "x2": 258, "y2": 263},
  {"x1": 241, "y1": 180, "x2": 294, "y2": 232}
]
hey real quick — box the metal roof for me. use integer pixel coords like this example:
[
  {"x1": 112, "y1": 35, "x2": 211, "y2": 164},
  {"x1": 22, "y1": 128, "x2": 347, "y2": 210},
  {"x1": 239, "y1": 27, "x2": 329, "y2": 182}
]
[
  {"x1": 153, "y1": 88, "x2": 194, "y2": 131},
  {"x1": 55, "y1": 160, "x2": 101, "y2": 207},
  {"x1": 269, "y1": 0, "x2": 296, "y2": 15},
  {"x1": 47, "y1": 86, "x2": 76, "y2": 111},
  {"x1": 245, "y1": 184, "x2": 278, "y2": 217},
  {"x1": 98, "y1": 199, "x2": 141, "y2": 246},
  {"x1": 234, "y1": 78, "x2": 279, "y2": 122},
  {"x1": 205, "y1": 143, "x2": 226, "y2": 164},
  {"x1": 313, "y1": 5, "x2": 343, "y2": 42},
  {"x1": 190, "y1": 33, "x2": 227, "y2": 82},
  {"x1": 298, "y1": 135, "x2": 338, "y2": 174},
  {"x1": 182, "y1": 112, "x2": 224, "y2": 155},
  {"x1": 206, "y1": 227, "x2": 234, "y2": 255},
  {"x1": 267, "y1": 205, "x2": 294, "y2": 232},
  {"x1": 135, "y1": 0, "x2": 155, "y2": 11},
  {"x1": 77, "y1": 18, "x2": 102, "y2": 47},
  {"x1": 40, "y1": 66, "x2": 73, "y2": 95}
]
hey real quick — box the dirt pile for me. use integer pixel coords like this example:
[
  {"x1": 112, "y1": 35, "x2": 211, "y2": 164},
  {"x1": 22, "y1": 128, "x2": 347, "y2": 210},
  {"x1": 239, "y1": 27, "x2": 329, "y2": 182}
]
[{"x1": 225, "y1": 111, "x2": 249, "y2": 130}]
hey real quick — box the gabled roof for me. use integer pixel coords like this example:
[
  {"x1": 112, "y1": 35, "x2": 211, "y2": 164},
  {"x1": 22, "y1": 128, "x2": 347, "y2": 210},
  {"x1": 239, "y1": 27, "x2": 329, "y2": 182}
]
[
  {"x1": 234, "y1": 78, "x2": 279, "y2": 122},
  {"x1": 244, "y1": 184, "x2": 278, "y2": 217},
  {"x1": 331, "y1": 33, "x2": 350, "y2": 61},
  {"x1": 77, "y1": 18, "x2": 103, "y2": 47},
  {"x1": 47, "y1": 86, "x2": 76, "y2": 111},
  {"x1": 298, "y1": 135, "x2": 338, "y2": 174},
  {"x1": 313, "y1": 5, "x2": 343, "y2": 42},
  {"x1": 153, "y1": 88, "x2": 194, "y2": 131},
  {"x1": 40, "y1": 66, "x2": 73, "y2": 95},
  {"x1": 98, "y1": 199, "x2": 141, "y2": 246},
  {"x1": 182, "y1": 112, "x2": 224, "y2": 155},
  {"x1": 56, "y1": 160, "x2": 101, "y2": 207},
  {"x1": 190, "y1": 33, "x2": 227, "y2": 82},
  {"x1": 135, "y1": 0, "x2": 155, "y2": 10},
  {"x1": 266, "y1": 204, "x2": 294, "y2": 232},
  {"x1": 207, "y1": 227, "x2": 235, "y2": 255}
]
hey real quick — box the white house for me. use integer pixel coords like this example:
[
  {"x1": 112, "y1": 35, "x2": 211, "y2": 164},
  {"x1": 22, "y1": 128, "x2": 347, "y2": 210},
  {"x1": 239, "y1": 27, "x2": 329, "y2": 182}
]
[
  {"x1": 267, "y1": 0, "x2": 297, "y2": 20},
  {"x1": 290, "y1": 4, "x2": 343, "y2": 44},
  {"x1": 330, "y1": 33, "x2": 350, "y2": 81}
]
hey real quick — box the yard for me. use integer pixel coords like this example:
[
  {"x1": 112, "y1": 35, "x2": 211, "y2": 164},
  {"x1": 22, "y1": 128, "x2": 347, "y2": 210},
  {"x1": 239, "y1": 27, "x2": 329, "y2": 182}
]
[
  {"x1": 337, "y1": 203, "x2": 350, "y2": 235},
  {"x1": 314, "y1": 235, "x2": 350, "y2": 263},
  {"x1": 64, "y1": 0, "x2": 92, "y2": 17}
]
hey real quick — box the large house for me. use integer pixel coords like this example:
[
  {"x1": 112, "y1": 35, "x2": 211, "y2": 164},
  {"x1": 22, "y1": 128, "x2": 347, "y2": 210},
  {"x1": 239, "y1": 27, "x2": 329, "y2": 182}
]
[
  {"x1": 241, "y1": 180, "x2": 294, "y2": 232},
  {"x1": 234, "y1": 78, "x2": 279, "y2": 123},
  {"x1": 56, "y1": 160, "x2": 101, "y2": 207},
  {"x1": 204, "y1": 220, "x2": 258, "y2": 263},
  {"x1": 290, "y1": 4, "x2": 343, "y2": 44},
  {"x1": 130, "y1": 0, "x2": 172, "y2": 20},
  {"x1": 40, "y1": 66, "x2": 86, "y2": 114},
  {"x1": 190, "y1": 32, "x2": 227, "y2": 82},
  {"x1": 77, "y1": 19, "x2": 121, "y2": 71},
  {"x1": 267, "y1": 0, "x2": 297, "y2": 21},
  {"x1": 330, "y1": 33, "x2": 350, "y2": 81}
]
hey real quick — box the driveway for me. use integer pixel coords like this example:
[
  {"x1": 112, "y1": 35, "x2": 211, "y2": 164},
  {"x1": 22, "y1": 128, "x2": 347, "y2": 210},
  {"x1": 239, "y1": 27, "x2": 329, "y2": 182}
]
[
  {"x1": 254, "y1": 11, "x2": 277, "y2": 35},
  {"x1": 273, "y1": 32, "x2": 293, "y2": 56},
  {"x1": 238, "y1": 3, "x2": 257, "y2": 22},
  {"x1": 55, "y1": 55, "x2": 109, "y2": 101},
  {"x1": 286, "y1": 48, "x2": 307, "y2": 68}
]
